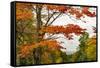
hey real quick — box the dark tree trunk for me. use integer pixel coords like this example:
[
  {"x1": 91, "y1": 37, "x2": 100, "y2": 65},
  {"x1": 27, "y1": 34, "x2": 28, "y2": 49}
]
[{"x1": 33, "y1": 5, "x2": 42, "y2": 64}]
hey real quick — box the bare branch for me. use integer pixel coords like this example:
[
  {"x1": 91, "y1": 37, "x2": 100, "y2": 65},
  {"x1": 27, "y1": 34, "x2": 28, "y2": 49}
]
[
  {"x1": 47, "y1": 8, "x2": 50, "y2": 20},
  {"x1": 44, "y1": 12, "x2": 56, "y2": 27},
  {"x1": 47, "y1": 13, "x2": 62, "y2": 26},
  {"x1": 45, "y1": 36, "x2": 61, "y2": 40},
  {"x1": 46, "y1": 34, "x2": 55, "y2": 38}
]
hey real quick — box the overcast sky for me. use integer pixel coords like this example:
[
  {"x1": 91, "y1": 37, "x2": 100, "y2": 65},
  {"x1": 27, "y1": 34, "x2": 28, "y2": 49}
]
[{"x1": 47, "y1": 8, "x2": 97, "y2": 55}]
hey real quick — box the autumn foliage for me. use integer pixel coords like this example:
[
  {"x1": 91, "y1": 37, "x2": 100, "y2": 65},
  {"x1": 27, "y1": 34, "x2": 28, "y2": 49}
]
[
  {"x1": 46, "y1": 5, "x2": 96, "y2": 18},
  {"x1": 41, "y1": 24, "x2": 86, "y2": 39},
  {"x1": 16, "y1": 3, "x2": 97, "y2": 65},
  {"x1": 16, "y1": 3, "x2": 33, "y2": 21}
]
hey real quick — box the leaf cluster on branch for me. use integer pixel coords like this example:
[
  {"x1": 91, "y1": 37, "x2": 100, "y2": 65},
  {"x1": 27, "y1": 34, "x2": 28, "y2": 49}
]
[{"x1": 41, "y1": 24, "x2": 86, "y2": 39}]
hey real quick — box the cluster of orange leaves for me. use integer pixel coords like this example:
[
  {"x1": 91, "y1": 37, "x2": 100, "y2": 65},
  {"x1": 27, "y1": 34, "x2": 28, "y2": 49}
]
[
  {"x1": 16, "y1": 3, "x2": 33, "y2": 21},
  {"x1": 46, "y1": 4, "x2": 96, "y2": 18},
  {"x1": 68, "y1": 7, "x2": 96, "y2": 19},
  {"x1": 82, "y1": 7, "x2": 96, "y2": 17},
  {"x1": 46, "y1": 5, "x2": 70, "y2": 13},
  {"x1": 41, "y1": 24, "x2": 86, "y2": 39},
  {"x1": 16, "y1": 3, "x2": 96, "y2": 21},
  {"x1": 64, "y1": 24, "x2": 86, "y2": 35},
  {"x1": 18, "y1": 44, "x2": 33, "y2": 58},
  {"x1": 18, "y1": 40, "x2": 64, "y2": 58},
  {"x1": 41, "y1": 26, "x2": 65, "y2": 33},
  {"x1": 36, "y1": 40, "x2": 64, "y2": 49}
]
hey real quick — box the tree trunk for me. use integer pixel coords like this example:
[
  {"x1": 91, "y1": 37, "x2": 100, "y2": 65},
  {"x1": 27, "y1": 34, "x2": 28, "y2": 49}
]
[
  {"x1": 36, "y1": 5, "x2": 42, "y2": 41},
  {"x1": 33, "y1": 5, "x2": 42, "y2": 64}
]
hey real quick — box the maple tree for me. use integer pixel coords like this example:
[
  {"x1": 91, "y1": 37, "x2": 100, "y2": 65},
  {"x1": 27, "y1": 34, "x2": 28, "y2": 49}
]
[
  {"x1": 16, "y1": 3, "x2": 96, "y2": 65},
  {"x1": 16, "y1": 3, "x2": 33, "y2": 21}
]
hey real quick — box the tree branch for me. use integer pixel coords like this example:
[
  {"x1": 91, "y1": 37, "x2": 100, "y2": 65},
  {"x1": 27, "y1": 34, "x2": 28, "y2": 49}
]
[
  {"x1": 47, "y1": 13, "x2": 62, "y2": 26},
  {"x1": 47, "y1": 8, "x2": 50, "y2": 20},
  {"x1": 65, "y1": 13, "x2": 87, "y2": 23},
  {"x1": 44, "y1": 12, "x2": 56, "y2": 27}
]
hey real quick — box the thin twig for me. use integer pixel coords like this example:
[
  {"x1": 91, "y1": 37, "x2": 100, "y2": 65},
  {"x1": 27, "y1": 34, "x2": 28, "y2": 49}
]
[{"x1": 47, "y1": 13, "x2": 62, "y2": 26}]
